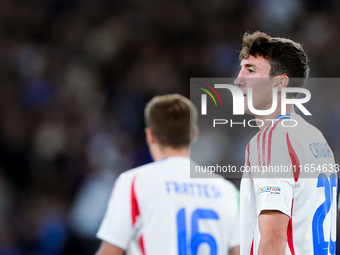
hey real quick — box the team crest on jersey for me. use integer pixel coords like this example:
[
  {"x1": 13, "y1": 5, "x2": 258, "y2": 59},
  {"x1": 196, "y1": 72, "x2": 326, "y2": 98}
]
[{"x1": 258, "y1": 186, "x2": 281, "y2": 196}]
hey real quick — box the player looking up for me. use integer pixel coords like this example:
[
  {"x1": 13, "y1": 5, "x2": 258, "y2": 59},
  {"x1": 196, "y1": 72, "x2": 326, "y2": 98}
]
[
  {"x1": 236, "y1": 31, "x2": 337, "y2": 255},
  {"x1": 95, "y1": 94, "x2": 240, "y2": 255}
]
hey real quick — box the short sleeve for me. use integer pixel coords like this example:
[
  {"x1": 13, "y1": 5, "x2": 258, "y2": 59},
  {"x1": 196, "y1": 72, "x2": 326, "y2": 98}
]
[
  {"x1": 255, "y1": 127, "x2": 298, "y2": 217},
  {"x1": 96, "y1": 173, "x2": 134, "y2": 249},
  {"x1": 253, "y1": 177, "x2": 294, "y2": 217}
]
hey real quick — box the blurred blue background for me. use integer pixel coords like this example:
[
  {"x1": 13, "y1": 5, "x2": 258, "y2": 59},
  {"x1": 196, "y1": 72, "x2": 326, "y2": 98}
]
[{"x1": 0, "y1": 0, "x2": 339, "y2": 254}]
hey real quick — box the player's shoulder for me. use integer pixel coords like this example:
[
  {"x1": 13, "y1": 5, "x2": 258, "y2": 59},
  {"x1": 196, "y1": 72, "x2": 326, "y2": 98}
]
[
  {"x1": 274, "y1": 113, "x2": 323, "y2": 140},
  {"x1": 118, "y1": 161, "x2": 158, "y2": 180},
  {"x1": 247, "y1": 113, "x2": 323, "y2": 150},
  {"x1": 216, "y1": 178, "x2": 240, "y2": 204},
  {"x1": 249, "y1": 130, "x2": 260, "y2": 143}
]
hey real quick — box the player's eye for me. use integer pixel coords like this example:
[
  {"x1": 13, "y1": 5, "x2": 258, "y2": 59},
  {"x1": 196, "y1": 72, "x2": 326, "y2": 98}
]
[{"x1": 247, "y1": 68, "x2": 255, "y2": 74}]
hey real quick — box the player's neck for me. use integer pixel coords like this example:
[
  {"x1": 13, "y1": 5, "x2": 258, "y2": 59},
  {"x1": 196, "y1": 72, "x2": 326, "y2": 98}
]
[
  {"x1": 151, "y1": 145, "x2": 189, "y2": 161},
  {"x1": 254, "y1": 104, "x2": 294, "y2": 131}
]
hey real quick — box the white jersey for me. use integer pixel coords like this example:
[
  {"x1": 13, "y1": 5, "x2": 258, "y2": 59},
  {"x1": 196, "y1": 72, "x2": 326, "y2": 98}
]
[
  {"x1": 97, "y1": 157, "x2": 240, "y2": 255},
  {"x1": 240, "y1": 113, "x2": 337, "y2": 255}
]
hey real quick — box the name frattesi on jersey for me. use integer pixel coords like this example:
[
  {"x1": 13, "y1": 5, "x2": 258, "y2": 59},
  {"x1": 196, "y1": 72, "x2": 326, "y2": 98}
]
[{"x1": 166, "y1": 181, "x2": 221, "y2": 198}]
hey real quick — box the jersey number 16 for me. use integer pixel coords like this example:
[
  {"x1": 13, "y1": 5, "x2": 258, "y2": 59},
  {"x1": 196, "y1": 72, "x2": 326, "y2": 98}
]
[{"x1": 177, "y1": 208, "x2": 219, "y2": 255}]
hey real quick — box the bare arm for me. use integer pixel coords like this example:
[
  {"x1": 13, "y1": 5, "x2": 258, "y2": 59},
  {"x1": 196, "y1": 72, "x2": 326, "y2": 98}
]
[
  {"x1": 229, "y1": 245, "x2": 240, "y2": 255},
  {"x1": 258, "y1": 210, "x2": 289, "y2": 255},
  {"x1": 95, "y1": 241, "x2": 125, "y2": 255}
]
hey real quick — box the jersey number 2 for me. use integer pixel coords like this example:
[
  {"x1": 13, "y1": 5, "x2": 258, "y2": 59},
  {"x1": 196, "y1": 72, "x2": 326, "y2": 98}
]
[
  {"x1": 177, "y1": 208, "x2": 219, "y2": 255},
  {"x1": 312, "y1": 173, "x2": 337, "y2": 255}
]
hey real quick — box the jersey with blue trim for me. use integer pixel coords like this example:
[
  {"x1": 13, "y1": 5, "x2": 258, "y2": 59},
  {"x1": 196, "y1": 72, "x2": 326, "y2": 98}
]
[
  {"x1": 240, "y1": 112, "x2": 337, "y2": 255},
  {"x1": 97, "y1": 157, "x2": 240, "y2": 255}
]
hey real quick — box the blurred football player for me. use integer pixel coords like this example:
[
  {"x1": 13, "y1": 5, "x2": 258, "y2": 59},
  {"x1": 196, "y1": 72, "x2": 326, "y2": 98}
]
[{"x1": 95, "y1": 94, "x2": 240, "y2": 255}]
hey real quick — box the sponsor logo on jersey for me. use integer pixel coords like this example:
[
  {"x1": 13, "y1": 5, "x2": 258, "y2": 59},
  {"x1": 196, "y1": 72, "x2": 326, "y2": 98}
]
[{"x1": 258, "y1": 186, "x2": 281, "y2": 195}]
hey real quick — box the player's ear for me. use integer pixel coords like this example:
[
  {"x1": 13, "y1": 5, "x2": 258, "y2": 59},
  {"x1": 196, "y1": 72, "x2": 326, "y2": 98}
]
[
  {"x1": 274, "y1": 75, "x2": 289, "y2": 92},
  {"x1": 145, "y1": 127, "x2": 156, "y2": 145}
]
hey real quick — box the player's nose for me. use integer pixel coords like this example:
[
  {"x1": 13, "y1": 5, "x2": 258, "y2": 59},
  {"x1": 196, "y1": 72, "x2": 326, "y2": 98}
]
[{"x1": 234, "y1": 71, "x2": 246, "y2": 88}]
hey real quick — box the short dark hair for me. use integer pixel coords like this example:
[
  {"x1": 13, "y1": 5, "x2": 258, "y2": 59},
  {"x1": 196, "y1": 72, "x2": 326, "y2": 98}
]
[
  {"x1": 240, "y1": 31, "x2": 310, "y2": 96},
  {"x1": 144, "y1": 94, "x2": 198, "y2": 149}
]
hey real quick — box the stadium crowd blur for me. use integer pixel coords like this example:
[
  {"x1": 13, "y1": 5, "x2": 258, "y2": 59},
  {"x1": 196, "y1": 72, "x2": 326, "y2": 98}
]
[{"x1": 0, "y1": 0, "x2": 340, "y2": 254}]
